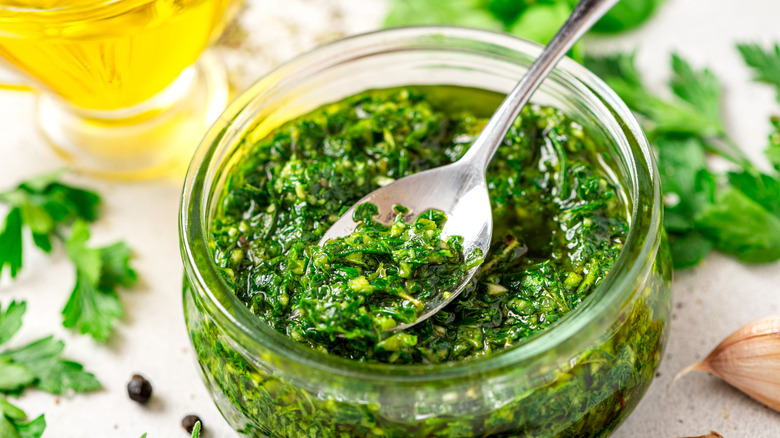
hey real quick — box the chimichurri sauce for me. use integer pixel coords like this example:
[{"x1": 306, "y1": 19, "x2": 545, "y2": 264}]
[
  {"x1": 211, "y1": 86, "x2": 628, "y2": 364},
  {"x1": 275, "y1": 202, "x2": 483, "y2": 346}
]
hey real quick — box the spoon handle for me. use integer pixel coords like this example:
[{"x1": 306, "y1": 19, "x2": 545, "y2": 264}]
[{"x1": 459, "y1": 0, "x2": 620, "y2": 172}]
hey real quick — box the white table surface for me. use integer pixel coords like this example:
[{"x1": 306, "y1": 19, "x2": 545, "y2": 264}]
[{"x1": 1, "y1": 0, "x2": 779, "y2": 437}]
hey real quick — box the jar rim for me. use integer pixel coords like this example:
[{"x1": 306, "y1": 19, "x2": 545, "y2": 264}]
[{"x1": 180, "y1": 26, "x2": 662, "y2": 383}]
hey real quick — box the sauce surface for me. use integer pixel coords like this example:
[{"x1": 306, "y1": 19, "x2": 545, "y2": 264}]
[{"x1": 211, "y1": 86, "x2": 628, "y2": 364}]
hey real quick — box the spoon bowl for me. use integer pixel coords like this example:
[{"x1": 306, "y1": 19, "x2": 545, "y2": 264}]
[
  {"x1": 319, "y1": 161, "x2": 493, "y2": 330},
  {"x1": 320, "y1": 0, "x2": 619, "y2": 330}
]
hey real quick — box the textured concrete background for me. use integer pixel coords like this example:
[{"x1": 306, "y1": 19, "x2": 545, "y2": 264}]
[{"x1": 0, "y1": 0, "x2": 778, "y2": 436}]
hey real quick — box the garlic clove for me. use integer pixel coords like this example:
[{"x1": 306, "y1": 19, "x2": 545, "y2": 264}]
[{"x1": 673, "y1": 314, "x2": 780, "y2": 412}]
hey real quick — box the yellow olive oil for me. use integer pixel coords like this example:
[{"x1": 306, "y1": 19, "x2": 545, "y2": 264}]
[{"x1": 0, "y1": 0, "x2": 238, "y2": 110}]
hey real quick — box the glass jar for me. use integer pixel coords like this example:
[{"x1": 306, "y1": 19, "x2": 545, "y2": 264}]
[{"x1": 180, "y1": 27, "x2": 672, "y2": 438}]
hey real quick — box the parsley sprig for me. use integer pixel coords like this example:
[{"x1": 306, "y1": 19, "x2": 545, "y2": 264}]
[
  {"x1": 0, "y1": 300, "x2": 100, "y2": 438},
  {"x1": 739, "y1": 43, "x2": 780, "y2": 171},
  {"x1": 383, "y1": 0, "x2": 664, "y2": 62},
  {"x1": 738, "y1": 42, "x2": 780, "y2": 103},
  {"x1": 0, "y1": 395, "x2": 45, "y2": 438},
  {"x1": 767, "y1": 115, "x2": 780, "y2": 171},
  {"x1": 0, "y1": 171, "x2": 137, "y2": 341},
  {"x1": 586, "y1": 49, "x2": 780, "y2": 268}
]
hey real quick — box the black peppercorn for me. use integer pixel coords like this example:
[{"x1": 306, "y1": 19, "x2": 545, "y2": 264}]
[
  {"x1": 181, "y1": 415, "x2": 202, "y2": 434},
  {"x1": 127, "y1": 374, "x2": 152, "y2": 404}
]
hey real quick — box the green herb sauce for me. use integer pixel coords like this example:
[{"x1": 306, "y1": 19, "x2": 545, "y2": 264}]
[
  {"x1": 272, "y1": 202, "x2": 483, "y2": 346},
  {"x1": 211, "y1": 86, "x2": 628, "y2": 364}
]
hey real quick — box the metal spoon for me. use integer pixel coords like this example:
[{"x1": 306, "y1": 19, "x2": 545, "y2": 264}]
[{"x1": 320, "y1": 0, "x2": 620, "y2": 331}]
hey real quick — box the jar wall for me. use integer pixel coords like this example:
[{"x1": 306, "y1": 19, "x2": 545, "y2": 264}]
[{"x1": 183, "y1": 237, "x2": 671, "y2": 438}]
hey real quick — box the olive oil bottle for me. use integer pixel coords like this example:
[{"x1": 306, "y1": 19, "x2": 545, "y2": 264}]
[
  {"x1": 0, "y1": 0, "x2": 240, "y2": 179},
  {"x1": 0, "y1": 0, "x2": 237, "y2": 110}
]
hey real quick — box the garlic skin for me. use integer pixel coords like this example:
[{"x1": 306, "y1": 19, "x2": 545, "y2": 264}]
[
  {"x1": 674, "y1": 314, "x2": 780, "y2": 412},
  {"x1": 677, "y1": 433, "x2": 724, "y2": 438}
]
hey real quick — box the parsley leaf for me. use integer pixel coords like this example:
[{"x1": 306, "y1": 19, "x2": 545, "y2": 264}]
[
  {"x1": 738, "y1": 44, "x2": 780, "y2": 169},
  {"x1": 508, "y1": 2, "x2": 584, "y2": 61},
  {"x1": 727, "y1": 171, "x2": 780, "y2": 217},
  {"x1": 0, "y1": 300, "x2": 99, "y2": 438},
  {"x1": 0, "y1": 171, "x2": 137, "y2": 341},
  {"x1": 14, "y1": 417, "x2": 46, "y2": 438},
  {"x1": 696, "y1": 188, "x2": 780, "y2": 263},
  {"x1": 62, "y1": 222, "x2": 132, "y2": 342},
  {"x1": 64, "y1": 221, "x2": 102, "y2": 284},
  {"x1": 0, "y1": 303, "x2": 34, "y2": 392},
  {"x1": 0, "y1": 395, "x2": 45, "y2": 438},
  {"x1": 586, "y1": 51, "x2": 780, "y2": 268},
  {"x1": 669, "y1": 54, "x2": 754, "y2": 167},
  {"x1": 0, "y1": 396, "x2": 25, "y2": 421},
  {"x1": 508, "y1": 2, "x2": 569, "y2": 44},
  {"x1": 656, "y1": 135, "x2": 716, "y2": 233},
  {"x1": 62, "y1": 276, "x2": 123, "y2": 343},
  {"x1": 0, "y1": 301, "x2": 26, "y2": 346},
  {"x1": 97, "y1": 242, "x2": 138, "y2": 290},
  {"x1": 737, "y1": 42, "x2": 780, "y2": 102},
  {"x1": 655, "y1": 135, "x2": 717, "y2": 268},
  {"x1": 670, "y1": 54, "x2": 722, "y2": 126},
  {"x1": 0, "y1": 300, "x2": 101, "y2": 395},
  {"x1": 768, "y1": 115, "x2": 780, "y2": 171},
  {"x1": 0, "y1": 358, "x2": 35, "y2": 392},
  {"x1": 592, "y1": 0, "x2": 661, "y2": 33},
  {"x1": 383, "y1": 0, "x2": 660, "y2": 43},
  {"x1": 0, "y1": 208, "x2": 23, "y2": 279},
  {"x1": 0, "y1": 170, "x2": 99, "y2": 274},
  {"x1": 485, "y1": 0, "x2": 527, "y2": 27},
  {"x1": 383, "y1": 0, "x2": 503, "y2": 30},
  {"x1": 0, "y1": 170, "x2": 100, "y2": 261},
  {"x1": 584, "y1": 52, "x2": 643, "y2": 88},
  {"x1": 586, "y1": 52, "x2": 750, "y2": 166},
  {"x1": 667, "y1": 232, "x2": 713, "y2": 270},
  {"x1": 191, "y1": 421, "x2": 201, "y2": 438},
  {"x1": 381, "y1": 0, "x2": 669, "y2": 62},
  {"x1": 586, "y1": 54, "x2": 722, "y2": 138},
  {"x1": 1, "y1": 337, "x2": 100, "y2": 394}
]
